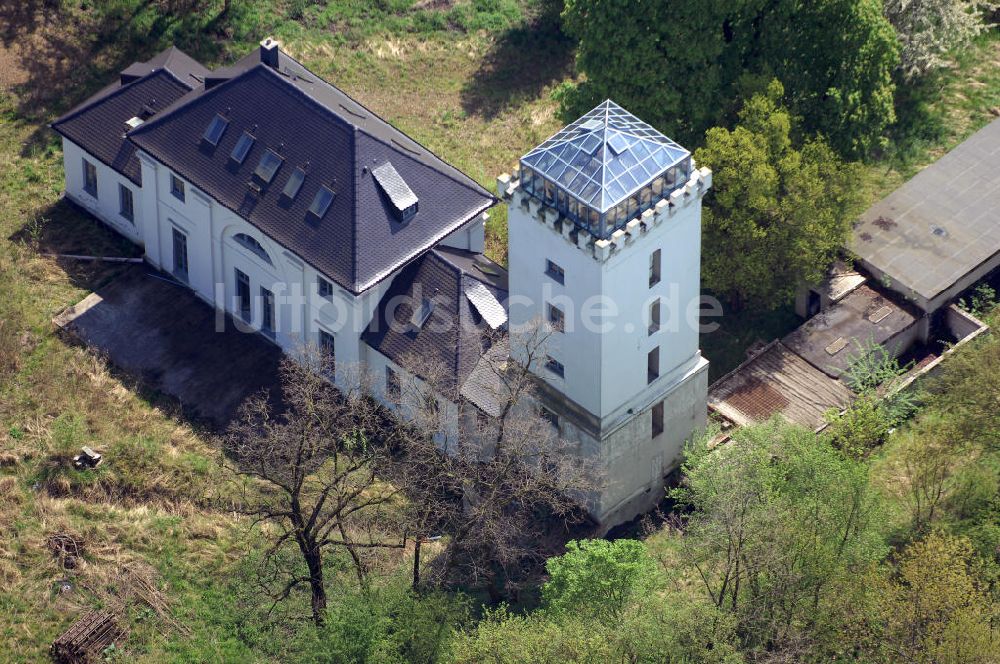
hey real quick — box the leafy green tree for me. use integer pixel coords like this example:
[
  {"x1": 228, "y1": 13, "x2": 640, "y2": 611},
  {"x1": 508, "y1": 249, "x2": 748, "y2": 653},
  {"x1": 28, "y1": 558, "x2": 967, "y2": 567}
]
[
  {"x1": 561, "y1": 0, "x2": 898, "y2": 156},
  {"x1": 560, "y1": 0, "x2": 744, "y2": 147},
  {"x1": 542, "y1": 539, "x2": 653, "y2": 621},
  {"x1": 881, "y1": 532, "x2": 999, "y2": 663},
  {"x1": 927, "y1": 333, "x2": 1000, "y2": 451},
  {"x1": 672, "y1": 419, "x2": 886, "y2": 658},
  {"x1": 694, "y1": 82, "x2": 864, "y2": 309}
]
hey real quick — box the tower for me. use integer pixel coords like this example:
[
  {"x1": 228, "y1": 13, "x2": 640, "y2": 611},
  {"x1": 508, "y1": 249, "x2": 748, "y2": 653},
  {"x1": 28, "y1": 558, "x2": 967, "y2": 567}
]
[{"x1": 498, "y1": 101, "x2": 711, "y2": 527}]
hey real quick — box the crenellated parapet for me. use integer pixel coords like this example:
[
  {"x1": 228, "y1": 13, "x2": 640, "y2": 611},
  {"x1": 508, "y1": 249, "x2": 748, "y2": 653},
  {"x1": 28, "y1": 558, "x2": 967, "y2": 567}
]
[{"x1": 497, "y1": 165, "x2": 712, "y2": 263}]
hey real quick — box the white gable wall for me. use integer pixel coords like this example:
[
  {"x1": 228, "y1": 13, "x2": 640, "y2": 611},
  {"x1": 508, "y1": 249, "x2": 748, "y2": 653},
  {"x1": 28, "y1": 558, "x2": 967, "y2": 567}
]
[{"x1": 61, "y1": 138, "x2": 143, "y2": 244}]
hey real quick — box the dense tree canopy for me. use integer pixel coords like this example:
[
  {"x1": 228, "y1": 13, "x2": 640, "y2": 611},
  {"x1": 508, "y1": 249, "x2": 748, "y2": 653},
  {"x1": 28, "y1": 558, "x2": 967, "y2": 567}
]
[
  {"x1": 694, "y1": 82, "x2": 864, "y2": 308},
  {"x1": 561, "y1": 0, "x2": 899, "y2": 156}
]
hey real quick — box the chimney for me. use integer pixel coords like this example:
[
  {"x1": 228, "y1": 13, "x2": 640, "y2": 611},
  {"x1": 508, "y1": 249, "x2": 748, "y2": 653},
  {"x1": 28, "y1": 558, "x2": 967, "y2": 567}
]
[{"x1": 260, "y1": 37, "x2": 280, "y2": 69}]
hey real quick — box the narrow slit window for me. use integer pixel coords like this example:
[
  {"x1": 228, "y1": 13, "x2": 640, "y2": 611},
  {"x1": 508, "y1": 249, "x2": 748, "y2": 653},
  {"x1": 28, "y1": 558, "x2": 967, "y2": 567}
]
[
  {"x1": 230, "y1": 132, "x2": 255, "y2": 164},
  {"x1": 282, "y1": 167, "x2": 306, "y2": 199},
  {"x1": 253, "y1": 148, "x2": 283, "y2": 184},
  {"x1": 308, "y1": 186, "x2": 336, "y2": 219},
  {"x1": 651, "y1": 401, "x2": 664, "y2": 438},
  {"x1": 202, "y1": 114, "x2": 229, "y2": 146},
  {"x1": 647, "y1": 347, "x2": 659, "y2": 384},
  {"x1": 649, "y1": 248, "x2": 661, "y2": 287},
  {"x1": 648, "y1": 298, "x2": 660, "y2": 335}
]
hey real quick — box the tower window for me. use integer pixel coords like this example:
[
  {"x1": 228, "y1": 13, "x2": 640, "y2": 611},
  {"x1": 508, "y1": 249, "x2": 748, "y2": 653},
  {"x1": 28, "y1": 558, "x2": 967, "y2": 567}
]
[
  {"x1": 647, "y1": 347, "x2": 659, "y2": 384},
  {"x1": 649, "y1": 249, "x2": 661, "y2": 287},
  {"x1": 648, "y1": 299, "x2": 660, "y2": 335},
  {"x1": 545, "y1": 259, "x2": 565, "y2": 285},
  {"x1": 651, "y1": 401, "x2": 664, "y2": 438},
  {"x1": 545, "y1": 356, "x2": 565, "y2": 378},
  {"x1": 547, "y1": 303, "x2": 565, "y2": 333}
]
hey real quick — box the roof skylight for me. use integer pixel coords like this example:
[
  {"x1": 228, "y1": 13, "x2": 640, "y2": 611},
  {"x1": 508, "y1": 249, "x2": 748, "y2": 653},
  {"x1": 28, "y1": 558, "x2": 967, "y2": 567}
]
[
  {"x1": 410, "y1": 297, "x2": 434, "y2": 328},
  {"x1": 230, "y1": 131, "x2": 255, "y2": 164},
  {"x1": 282, "y1": 167, "x2": 306, "y2": 199},
  {"x1": 254, "y1": 148, "x2": 284, "y2": 184},
  {"x1": 308, "y1": 186, "x2": 335, "y2": 219},
  {"x1": 202, "y1": 114, "x2": 229, "y2": 146},
  {"x1": 372, "y1": 162, "x2": 419, "y2": 222}
]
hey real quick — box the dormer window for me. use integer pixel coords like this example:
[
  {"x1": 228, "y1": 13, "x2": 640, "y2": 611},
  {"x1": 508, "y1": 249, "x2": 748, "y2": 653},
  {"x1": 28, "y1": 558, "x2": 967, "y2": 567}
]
[
  {"x1": 230, "y1": 132, "x2": 255, "y2": 164},
  {"x1": 253, "y1": 148, "x2": 283, "y2": 184},
  {"x1": 410, "y1": 297, "x2": 433, "y2": 328},
  {"x1": 282, "y1": 167, "x2": 306, "y2": 200},
  {"x1": 308, "y1": 186, "x2": 335, "y2": 219},
  {"x1": 372, "y1": 162, "x2": 418, "y2": 223},
  {"x1": 202, "y1": 114, "x2": 228, "y2": 146}
]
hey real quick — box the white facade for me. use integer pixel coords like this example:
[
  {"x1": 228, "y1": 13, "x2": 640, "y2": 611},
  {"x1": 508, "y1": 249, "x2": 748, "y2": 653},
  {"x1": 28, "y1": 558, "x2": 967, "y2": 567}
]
[
  {"x1": 502, "y1": 165, "x2": 712, "y2": 526},
  {"x1": 62, "y1": 139, "x2": 143, "y2": 244}
]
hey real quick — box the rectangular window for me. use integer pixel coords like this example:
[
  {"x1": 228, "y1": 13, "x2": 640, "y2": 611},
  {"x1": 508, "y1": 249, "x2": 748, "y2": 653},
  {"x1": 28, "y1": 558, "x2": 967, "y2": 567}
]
[
  {"x1": 545, "y1": 259, "x2": 565, "y2": 285},
  {"x1": 318, "y1": 329, "x2": 335, "y2": 373},
  {"x1": 317, "y1": 276, "x2": 333, "y2": 300},
  {"x1": 545, "y1": 356, "x2": 565, "y2": 378},
  {"x1": 235, "y1": 269, "x2": 251, "y2": 321},
  {"x1": 647, "y1": 347, "x2": 659, "y2": 384},
  {"x1": 652, "y1": 401, "x2": 664, "y2": 438},
  {"x1": 171, "y1": 227, "x2": 188, "y2": 281},
  {"x1": 82, "y1": 159, "x2": 97, "y2": 196},
  {"x1": 386, "y1": 366, "x2": 401, "y2": 402},
  {"x1": 170, "y1": 174, "x2": 185, "y2": 202},
  {"x1": 547, "y1": 303, "x2": 565, "y2": 333},
  {"x1": 118, "y1": 184, "x2": 134, "y2": 223},
  {"x1": 649, "y1": 249, "x2": 661, "y2": 287},
  {"x1": 648, "y1": 298, "x2": 660, "y2": 335},
  {"x1": 540, "y1": 406, "x2": 559, "y2": 430},
  {"x1": 260, "y1": 287, "x2": 275, "y2": 336}
]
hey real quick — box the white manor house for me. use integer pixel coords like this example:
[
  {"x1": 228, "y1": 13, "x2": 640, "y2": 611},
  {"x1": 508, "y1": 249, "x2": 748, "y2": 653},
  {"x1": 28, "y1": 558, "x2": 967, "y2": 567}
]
[{"x1": 51, "y1": 40, "x2": 712, "y2": 527}]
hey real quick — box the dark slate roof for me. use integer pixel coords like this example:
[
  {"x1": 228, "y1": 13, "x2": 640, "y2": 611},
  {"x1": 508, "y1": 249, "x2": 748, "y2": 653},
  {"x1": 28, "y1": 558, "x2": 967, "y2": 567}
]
[
  {"x1": 50, "y1": 52, "x2": 205, "y2": 184},
  {"x1": 362, "y1": 247, "x2": 508, "y2": 401},
  {"x1": 128, "y1": 47, "x2": 495, "y2": 293}
]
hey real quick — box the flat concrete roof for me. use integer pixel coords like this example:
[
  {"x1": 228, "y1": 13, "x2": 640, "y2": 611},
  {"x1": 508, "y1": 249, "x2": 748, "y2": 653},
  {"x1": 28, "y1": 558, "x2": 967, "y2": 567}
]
[
  {"x1": 852, "y1": 117, "x2": 1000, "y2": 310},
  {"x1": 783, "y1": 285, "x2": 917, "y2": 377},
  {"x1": 708, "y1": 341, "x2": 853, "y2": 430}
]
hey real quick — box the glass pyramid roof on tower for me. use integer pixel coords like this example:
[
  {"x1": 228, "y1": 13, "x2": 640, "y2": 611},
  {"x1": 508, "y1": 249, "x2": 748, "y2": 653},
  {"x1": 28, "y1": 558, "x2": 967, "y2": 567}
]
[{"x1": 520, "y1": 100, "x2": 690, "y2": 214}]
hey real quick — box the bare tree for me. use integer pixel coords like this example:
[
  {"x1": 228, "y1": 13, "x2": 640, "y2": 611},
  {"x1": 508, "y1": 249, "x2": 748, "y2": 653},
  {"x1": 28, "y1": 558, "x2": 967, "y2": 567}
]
[
  {"x1": 222, "y1": 348, "x2": 406, "y2": 626},
  {"x1": 393, "y1": 322, "x2": 602, "y2": 599}
]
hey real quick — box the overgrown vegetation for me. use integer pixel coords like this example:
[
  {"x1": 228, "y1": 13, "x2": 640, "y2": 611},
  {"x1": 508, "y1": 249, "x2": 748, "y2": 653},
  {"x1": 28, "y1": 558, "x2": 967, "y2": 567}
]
[{"x1": 2, "y1": 0, "x2": 999, "y2": 661}]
